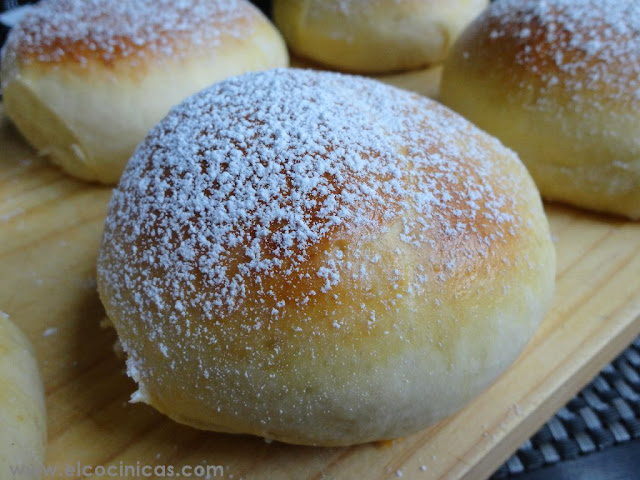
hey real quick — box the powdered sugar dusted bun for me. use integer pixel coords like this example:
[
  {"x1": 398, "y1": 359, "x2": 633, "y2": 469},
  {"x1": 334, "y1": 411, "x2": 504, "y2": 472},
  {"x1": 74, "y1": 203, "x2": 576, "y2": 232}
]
[
  {"x1": 273, "y1": 0, "x2": 488, "y2": 74},
  {"x1": 97, "y1": 69, "x2": 555, "y2": 446},
  {"x1": 441, "y1": 0, "x2": 640, "y2": 219},
  {"x1": 0, "y1": 0, "x2": 288, "y2": 184}
]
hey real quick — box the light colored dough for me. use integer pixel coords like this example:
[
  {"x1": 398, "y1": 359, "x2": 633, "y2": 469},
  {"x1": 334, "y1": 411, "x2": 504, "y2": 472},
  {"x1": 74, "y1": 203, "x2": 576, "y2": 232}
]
[
  {"x1": 0, "y1": 312, "x2": 46, "y2": 479},
  {"x1": 440, "y1": 0, "x2": 640, "y2": 219},
  {"x1": 0, "y1": 0, "x2": 289, "y2": 184},
  {"x1": 273, "y1": 0, "x2": 487, "y2": 73},
  {"x1": 97, "y1": 69, "x2": 555, "y2": 446},
  {"x1": 290, "y1": 55, "x2": 443, "y2": 99}
]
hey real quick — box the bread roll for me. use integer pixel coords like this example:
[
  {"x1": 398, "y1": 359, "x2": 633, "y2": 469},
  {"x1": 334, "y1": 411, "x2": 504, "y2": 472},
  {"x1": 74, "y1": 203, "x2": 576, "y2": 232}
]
[
  {"x1": 289, "y1": 55, "x2": 444, "y2": 99},
  {"x1": 0, "y1": 313, "x2": 46, "y2": 479},
  {"x1": 440, "y1": 0, "x2": 640, "y2": 219},
  {"x1": 0, "y1": 0, "x2": 288, "y2": 185},
  {"x1": 273, "y1": 0, "x2": 488, "y2": 73},
  {"x1": 97, "y1": 69, "x2": 555, "y2": 446}
]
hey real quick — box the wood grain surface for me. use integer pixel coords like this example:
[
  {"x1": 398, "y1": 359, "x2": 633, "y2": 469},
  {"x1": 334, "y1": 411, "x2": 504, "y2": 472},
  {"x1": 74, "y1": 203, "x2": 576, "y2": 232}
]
[{"x1": 1, "y1": 75, "x2": 640, "y2": 480}]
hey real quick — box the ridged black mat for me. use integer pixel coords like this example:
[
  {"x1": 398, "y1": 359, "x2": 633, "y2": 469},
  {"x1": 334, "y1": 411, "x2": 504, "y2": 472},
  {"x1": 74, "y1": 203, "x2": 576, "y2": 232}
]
[{"x1": 492, "y1": 336, "x2": 640, "y2": 478}]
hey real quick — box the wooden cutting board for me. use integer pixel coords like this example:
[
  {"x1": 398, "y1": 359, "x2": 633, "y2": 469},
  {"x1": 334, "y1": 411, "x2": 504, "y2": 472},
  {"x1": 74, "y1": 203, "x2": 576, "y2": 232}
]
[{"x1": 1, "y1": 68, "x2": 640, "y2": 480}]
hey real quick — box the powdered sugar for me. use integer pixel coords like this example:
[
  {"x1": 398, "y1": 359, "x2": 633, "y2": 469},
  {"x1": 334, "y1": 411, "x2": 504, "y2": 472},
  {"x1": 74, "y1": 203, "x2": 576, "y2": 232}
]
[
  {"x1": 2, "y1": 0, "x2": 257, "y2": 66},
  {"x1": 98, "y1": 69, "x2": 527, "y2": 383},
  {"x1": 483, "y1": 0, "x2": 640, "y2": 107}
]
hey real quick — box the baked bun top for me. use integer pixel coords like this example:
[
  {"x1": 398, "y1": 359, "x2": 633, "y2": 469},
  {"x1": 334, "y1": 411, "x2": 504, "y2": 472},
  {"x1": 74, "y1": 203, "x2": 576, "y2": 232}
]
[
  {"x1": 273, "y1": 0, "x2": 488, "y2": 73},
  {"x1": 461, "y1": 0, "x2": 640, "y2": 108},
  {"x1": 99, "y1": 68, "x2": 540, "y2": 354},
  {"x1": 2, "y1": 0, "x2": 262, "y2": 70}
]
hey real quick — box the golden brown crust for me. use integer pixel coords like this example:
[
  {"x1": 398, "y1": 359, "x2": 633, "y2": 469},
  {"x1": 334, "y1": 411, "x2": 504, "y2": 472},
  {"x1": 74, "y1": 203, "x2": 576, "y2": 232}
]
[
  {"x1": 452, "y1": 3, "x2": 640, "y2": 106},
  {"x1": 441, "y1": 0, "x2": 640, "y2": 218},
  {"x1": 0, "y1": 0, "x2": 289, "y2": 184},
  {"x1": 101, "y1": 87, "x2": 527, "y2": 340},
  {"x1": 5, "y1": 0, "x2": 261, "y2": 68},
  {"x1": 98, "y1": 69, "x2": 555, "y2": 445}
]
